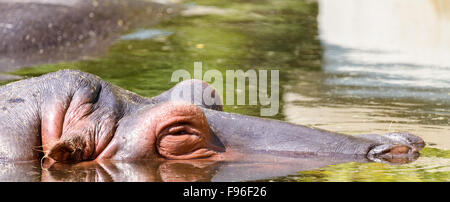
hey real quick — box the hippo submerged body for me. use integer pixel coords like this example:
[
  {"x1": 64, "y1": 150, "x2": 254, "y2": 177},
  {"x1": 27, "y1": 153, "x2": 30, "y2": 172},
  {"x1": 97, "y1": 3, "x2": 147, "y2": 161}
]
[
  {"x1": 0, "y1": 70, "x2": 424, "y2": 164},
  {"x1": 0, "y1": 0, "x2": 174, "y2": 72}
]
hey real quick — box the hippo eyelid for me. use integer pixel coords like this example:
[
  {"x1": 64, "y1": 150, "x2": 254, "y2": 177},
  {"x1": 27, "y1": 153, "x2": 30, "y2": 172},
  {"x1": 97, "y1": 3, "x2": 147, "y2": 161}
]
[
  {"x1": 167, "y1": 124, "x2": 199, "y2": 136},
  {"x1": 168, "y1": 125, "x2": 187, "y2": 135}
]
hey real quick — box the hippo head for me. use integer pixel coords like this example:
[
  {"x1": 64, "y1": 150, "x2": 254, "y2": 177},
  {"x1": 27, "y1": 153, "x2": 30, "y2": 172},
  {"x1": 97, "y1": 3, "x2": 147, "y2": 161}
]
[{"x1": 42, "y1": 78, "x2": 423, "y2": 165}]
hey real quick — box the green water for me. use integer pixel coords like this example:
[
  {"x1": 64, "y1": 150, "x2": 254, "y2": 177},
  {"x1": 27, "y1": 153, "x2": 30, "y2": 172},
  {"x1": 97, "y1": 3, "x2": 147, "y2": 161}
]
[
  {"x1": 8, "y1": 0, "x2": 320, "y2": 119},
  {"x1": 266, "y1": 147, "x2": 450, "y2": 182},
  {"x1": 2, "y1": 0, "x2": 450, "y2": 181}
]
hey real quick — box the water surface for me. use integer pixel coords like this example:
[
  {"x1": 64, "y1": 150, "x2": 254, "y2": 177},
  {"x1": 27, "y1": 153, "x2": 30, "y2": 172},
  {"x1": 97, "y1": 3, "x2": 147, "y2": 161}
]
[{"x1": 1, "y1": 0, "x2": 449, "y2": 181}]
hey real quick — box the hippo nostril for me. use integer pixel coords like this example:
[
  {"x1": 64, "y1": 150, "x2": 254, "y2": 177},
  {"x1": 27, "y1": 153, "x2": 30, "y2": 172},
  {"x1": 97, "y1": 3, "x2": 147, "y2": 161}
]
[
  {"x1": 414, "y1": 141, "x2": 426, "y2": 150},
  {"x1": 384, "y1": 132, "x2": 425, "y2": 151}
]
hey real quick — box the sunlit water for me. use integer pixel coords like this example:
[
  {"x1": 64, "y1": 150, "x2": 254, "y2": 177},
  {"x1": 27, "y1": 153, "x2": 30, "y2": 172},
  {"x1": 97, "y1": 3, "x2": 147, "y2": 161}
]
[
  {"x1": 0, "y1": 0, "x2": 449, "y2": 181},
  {"x1": 319, "y1": 0, "x2": 450, "y2": 102},
  {"x1": 281, "y1": 0, "x2": 450, "y2": 181}
]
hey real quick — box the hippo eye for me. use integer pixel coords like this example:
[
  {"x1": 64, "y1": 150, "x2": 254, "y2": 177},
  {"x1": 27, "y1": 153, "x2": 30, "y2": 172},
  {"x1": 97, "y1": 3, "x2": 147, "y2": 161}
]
[
  {"x1": 156, "y1": 123, "x2": 209, "y2": 159},
  {"x1": 168, "y1": 125, "x2": 190, "y2": 136}
]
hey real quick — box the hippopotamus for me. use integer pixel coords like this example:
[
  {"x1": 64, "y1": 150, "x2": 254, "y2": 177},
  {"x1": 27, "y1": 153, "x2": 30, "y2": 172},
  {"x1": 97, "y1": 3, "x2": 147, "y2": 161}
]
[
  {"x1": 0, "y1": 0, "x2": 177, "y2": 71},
  {"x1": 0, "y1": 70, "x2": 425, "y2": 166}
]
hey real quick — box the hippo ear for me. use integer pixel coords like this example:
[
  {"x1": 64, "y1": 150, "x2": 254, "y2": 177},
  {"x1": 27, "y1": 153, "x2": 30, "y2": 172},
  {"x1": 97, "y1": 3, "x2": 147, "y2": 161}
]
[{"x1": 47, "y1": 141, "x2": 83, "y2": 163}]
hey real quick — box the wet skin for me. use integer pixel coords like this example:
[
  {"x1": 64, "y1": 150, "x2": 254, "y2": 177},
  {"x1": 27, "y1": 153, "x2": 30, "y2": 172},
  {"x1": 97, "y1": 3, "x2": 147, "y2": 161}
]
[
  {"x1": 0, "y1": 70, "x2": 424, "y2": 165},
  {"x1": 0, "y1": 0, "x2": 175, "y2": 71}
]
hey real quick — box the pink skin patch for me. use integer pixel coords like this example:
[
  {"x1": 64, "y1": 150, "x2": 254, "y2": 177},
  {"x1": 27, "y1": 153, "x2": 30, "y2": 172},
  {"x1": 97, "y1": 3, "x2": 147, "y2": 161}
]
[
  {"x1": 97, "y1": 101, "x2": 225, "y2": 161},
  {"x1": 45, "y1": 101, "x2": 226, "y2": 163}
]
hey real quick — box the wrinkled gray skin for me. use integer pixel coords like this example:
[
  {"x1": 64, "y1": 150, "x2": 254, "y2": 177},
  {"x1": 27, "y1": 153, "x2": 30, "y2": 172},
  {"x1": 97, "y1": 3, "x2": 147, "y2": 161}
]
[
  {"x1": 0, "y1": 70, "x2": 425, "y2": 166},
  {"x1": 0, "y1": 0, "x2": 177, "y2": 72}
]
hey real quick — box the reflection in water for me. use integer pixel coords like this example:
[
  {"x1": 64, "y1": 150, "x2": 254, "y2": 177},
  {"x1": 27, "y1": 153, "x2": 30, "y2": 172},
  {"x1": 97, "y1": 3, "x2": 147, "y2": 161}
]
[
  {"x1": 4, "y1": 153, "x2": 373, "y2": 182},
  {"x1": 318, "y1": 0, "x2": 450, "y2": 100},
  {"x1": 41, "y1": 160, "x2": 220, "y2": 182},
  {"x1": 0, "y1": 161, "x2": 41, "y2": 181},
  {"x1": 2, "y1": 150, "x2": 448, "y2": 182},
  {"x1": 121, "y1": 29, "x2": 173, "y2": 40},
  {"x1": 280, "y1": 0, "x2": 450, "y2": 181}
]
